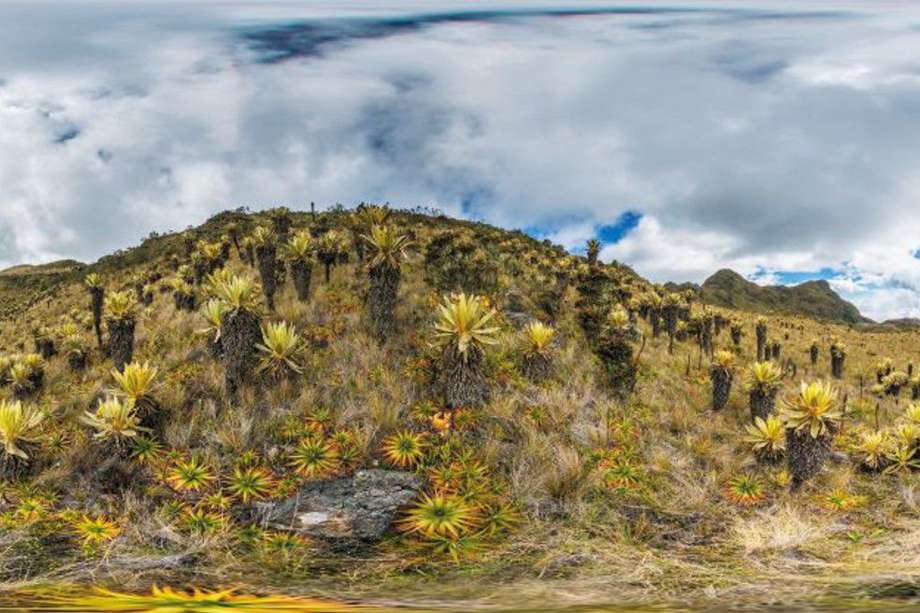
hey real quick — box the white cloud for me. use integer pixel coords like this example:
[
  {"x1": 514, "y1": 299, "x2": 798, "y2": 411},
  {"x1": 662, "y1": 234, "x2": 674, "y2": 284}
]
[{"x1": 1, "y1": 1, "x2": 920, "y2": 319}]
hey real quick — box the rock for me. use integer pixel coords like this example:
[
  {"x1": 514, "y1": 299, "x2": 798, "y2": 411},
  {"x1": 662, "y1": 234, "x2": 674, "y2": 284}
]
[
  {"x1": 503, "y1": 290, "x2": 535, "y2": 329},
  {"x1": 504, "y1": 310, "x2": 532, "y2": 329},
  {"x1": 258, "y1": 469, "x2": 421, "y2": 541}
]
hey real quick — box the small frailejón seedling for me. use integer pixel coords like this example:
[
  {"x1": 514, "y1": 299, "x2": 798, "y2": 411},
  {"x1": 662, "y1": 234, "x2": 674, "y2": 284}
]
[
  {"x1": 724, "y1": 474, "x2": 767, "y2": 507},
  {"x1": 112, "y1": 361, "x2": 161, "y2": 432},
  {"x1": 289, "y1": 436, "x2": 340, "y2": 479},
  {"x1": 72, "y1": 514, "x2": 120, "y2": 555},
  {"x1": 81, "y1": 395, "x2": 144, "y2": 450},
  {"x1": 166, "y1": 456, "x2": 216, "y2": 494},
  {"x1": 854, "y1": 430, "x2": 888, "y2": 472},
  {"x1": 382, "y1": 430, "x2": 427, "y2": 468},
  {"x1": 0, "y1": 399, "x2": 45, "y2": 478},
  {"x1": 256, "y1": 321, "x2": 303, "y2": 381},
  {"x1": 401, "y1": 492, "x2": 478, "y2": 539},
  {"x1": 228, "y1": 466, "x2": 275, "y2": 503},
  {"x1": 744, "y1": 415, "x2": 785, "y2": 464}
]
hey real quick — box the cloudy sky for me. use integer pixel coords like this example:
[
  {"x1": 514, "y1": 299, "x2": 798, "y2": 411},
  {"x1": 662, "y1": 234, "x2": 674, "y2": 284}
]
[{"x1": 1, "y1": 1, "x2": 919, "y2": 320}]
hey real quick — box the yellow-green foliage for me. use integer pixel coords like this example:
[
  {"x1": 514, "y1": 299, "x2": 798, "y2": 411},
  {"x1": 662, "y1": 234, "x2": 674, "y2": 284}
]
[
  {"x1": 607, "y1": 304, "x2": 630, "y2": 329},
  {"x1": 213, "y1": 274, "x2": 261, "y2": 311},
  {"x1": 111, "y1": 361, "x2": 158, "y2": 409},
  {"x1": 104, "y1": 290, "x2": 136, "y2": 320},
  {"x1": 522, "y1": 321, "x2": 555, "y2": 354},
  {"x1": 712, "y1": 350, "x2": 735, "y2": 370},
  {"x1": 745, "y1": 361, "x2": 783, "y2": 392},
  {"x1": 284, "y1": 230, "x2": 313, "y2": 260},
  {"x1": 4, "y1": 206, "x2": 920, "y2": 602},
  {"x1": 781, "y1": 381, "x2": 841, "y2": 438},
  {"x1": 81, "y1": 396, "x2": 142, "y2": 444},
  {"x1": 744, "y1": 416, "x2": 785, "y2": 459},
  {"x1": 363, "y1": 224, "x2": 412, "y2": 268},
  {"x1": 0, "y1": 400, "x2": 45, "y2": 460},
  {"x1": 256, "y1": 321, "x2": 303, "y2": 375},
  {"x1": 433, "y1": 293, "x2": 499, "y2": 355}
]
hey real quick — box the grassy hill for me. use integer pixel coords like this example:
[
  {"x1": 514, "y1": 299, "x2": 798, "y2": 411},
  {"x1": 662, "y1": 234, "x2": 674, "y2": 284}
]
[
  {"x1": 699, "y1": 268, "x2": 869, "y2": 325},
  {"x1": 0, "y1": 260, "x2": 84, "y2": 277},
  {"x1": 2, "y1": 207, "x2": 920, "y2": 609},
  {"x1": 0, "y1": 260, "x2": 85, "y2": 324}
]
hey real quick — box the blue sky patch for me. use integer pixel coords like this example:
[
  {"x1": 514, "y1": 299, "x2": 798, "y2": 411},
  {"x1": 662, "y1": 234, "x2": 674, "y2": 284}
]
[
  {"x1": 53, "y1": 126, "x2": 80, "y2": 144},
  {"x1": 750, "y1": 266, "x2": 839, "y2": 285},
  {"x1": 597, "y1": 210, "x2": 642, "y2": 244}
]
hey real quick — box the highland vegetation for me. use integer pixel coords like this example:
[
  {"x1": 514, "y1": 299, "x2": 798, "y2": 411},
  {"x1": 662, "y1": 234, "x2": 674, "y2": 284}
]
[{"x1": 3, "y1": 205, "x2": 920, "y2": 608}]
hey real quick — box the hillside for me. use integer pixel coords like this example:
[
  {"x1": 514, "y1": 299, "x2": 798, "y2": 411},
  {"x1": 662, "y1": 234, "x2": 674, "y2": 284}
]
[
  {"x1": 0, "y1": 260, "x2": 84, "y2": 277},
  {"x1": 2, "y1": 207, "x2": 920, "y2": 609},
  {"x1": 0, "y1": 260, "x2": 85, "y2": 323},
  {"x1": 699, "y1": 269, "x2": 869, "y2": 325},
  {"x1": 875, "y1": 318, "x2": 920, "y2": 331}
]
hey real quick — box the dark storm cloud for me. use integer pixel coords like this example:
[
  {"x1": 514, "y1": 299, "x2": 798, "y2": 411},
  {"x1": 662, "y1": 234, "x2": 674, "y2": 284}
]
[
  {"x1": 237, "y1": 5, "x2": 858, "y2": 64},
  {"x1": 240, "y1": 7, "x2": 709, "y2": 63}
]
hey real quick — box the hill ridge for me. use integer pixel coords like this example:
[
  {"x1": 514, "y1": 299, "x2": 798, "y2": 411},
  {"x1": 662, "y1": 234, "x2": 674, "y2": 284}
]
[{"x1": 698, "y1": 267, "x2": 870, "y2": 324}]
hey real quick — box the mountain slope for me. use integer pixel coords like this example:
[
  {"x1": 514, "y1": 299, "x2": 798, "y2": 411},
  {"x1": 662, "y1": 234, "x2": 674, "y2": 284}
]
[
  {"x1": 699, "y1": 268, "x2": 869, "y2": 324},
  {"x1": 1, "y1": 207, "x2": 919, "y2": 607},
  {"x1": 0, "y1": 260, "x2": 84, "y2": 322}
]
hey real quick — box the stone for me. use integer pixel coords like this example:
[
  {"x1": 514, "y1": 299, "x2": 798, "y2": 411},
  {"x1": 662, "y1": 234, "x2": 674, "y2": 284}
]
[{"x1": 258, "y1": 469, "x2": 421, "y2": 540}]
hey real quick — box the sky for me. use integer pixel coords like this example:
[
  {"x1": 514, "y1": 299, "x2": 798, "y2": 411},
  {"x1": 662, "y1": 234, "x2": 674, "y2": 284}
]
[{"x1": 1, "y1": 1, "x2": 919, "y2": 321}]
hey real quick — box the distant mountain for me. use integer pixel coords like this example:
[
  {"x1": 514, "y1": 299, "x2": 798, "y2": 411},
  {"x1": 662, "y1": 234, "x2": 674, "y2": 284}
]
[
  {"x1": 857, "y1": 317, "x2": 920, "y2": 332},
  {"x1": 698, "y1": 269, "x2": 870, "y2": 324},
  {"x1": 663, "y1": 281, "x2": 700, "y2": 294},
  {"x1": 0, "y1": 260, "x2": 84, "y2": 321},
  {"x1": 0, "y1": 259, "x2": 84, "y2": 276},
  {"x1": 881, "y1": 318, "x2": 920, "y2": 329}
]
